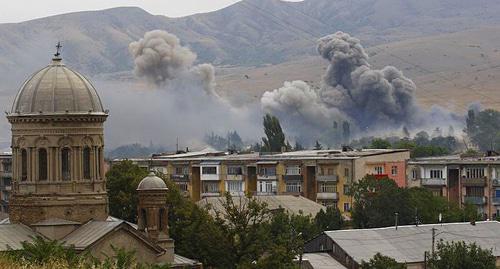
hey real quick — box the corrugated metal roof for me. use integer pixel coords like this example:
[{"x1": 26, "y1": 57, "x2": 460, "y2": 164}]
[
  {"x1": 198, "y1": 195, "x2": 326, "y2": 217},
  {"x1": 302, "y1": 253, "x2": 347, "y2": 269},
  {"x1": 0, "y1": 224, "x2": 38, "y2": 251},
  {"x1": 324, "y1": 221, "x2": 500, "y2": 264},
  {"x1": 62, "y1": 220, "x2": 123, "y2": 250}
]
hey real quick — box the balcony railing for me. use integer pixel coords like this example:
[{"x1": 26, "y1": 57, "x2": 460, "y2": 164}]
[
  {"x1": 492, "y1": 197, "x2": 500, "y2": 205},
  {"x1": 421, "y1": 178, "x2": 446, "y2": 186},
  {"x1": 316, "y1": 192, "x2": 339, "y2": 200},
  {"x1": 462, "y1": 178, "x2": 486, "y2": 186},
  {"x1": 316, "y1": 175, "x2": 338, "y2": 182},
  {"x1": 1, "y1": 172, "x2": 12, "y2": 178},
  {"x1": 170, "y1": 174, "x2": 190, "y2": 181},
  {"x1": 493, "y1": 179, "x2": 500, "y2": 186},
  {"x1": 463, "y1": 196, "x2": 486, "y2": 205},
  {"x1": 257, "y1": 174, "x2": 277, "y2": 181},
  {"x1": 284, "y1": 175, "x2": 302, "y2": 181},
  {"x1": 226, "y1": 174, "x2": 244, "y2": 181}
]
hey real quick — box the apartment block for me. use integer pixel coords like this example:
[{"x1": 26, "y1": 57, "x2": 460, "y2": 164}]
[
  {"x1": 113, "y1": 148, "x2": 410, "y2": 216},
  {"x1": 408, "y1": 155, "x2": 500, "y2": 219},
  {"x1": 0, "y1": 153, "x2": 12, "y2": 214}
]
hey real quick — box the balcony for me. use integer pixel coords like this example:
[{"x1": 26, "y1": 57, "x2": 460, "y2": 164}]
[
  {"x1": 316, "y1": 175, "x2": 338, "y2": 182},
  {"x1": 421, "y1": 178, "x2": 446, "y2": 186},
  {"x1": 226, "y1": 174, "x2": 243, "y2": 181},
  {"x1": 493, "y1": 179, "x2": 500, "y2": 186},
  {"x1": 316, "y1": 192, "x2": 339, "y2": 200},
  {"x1": 492, "y1": 197, "x2": 500, "y2": 205},
  {"x1": 257, "y1": 174, "x2": 277, "y2": 181},
  {"x1": 463, "y1": 196, "x2": 486, "y2": 205},
  {"x1": 462, "y1": 177, "x2": 486, "y2": 186},
  {"x1": 284, "y1": 175, "x2": 302, "y2": 181},
  {"x1": 1, "y1": 172, "x2": 12, "y2": 179},
  {"x1": 170, "y1": 174, "x2": 190, "y2": 181}
]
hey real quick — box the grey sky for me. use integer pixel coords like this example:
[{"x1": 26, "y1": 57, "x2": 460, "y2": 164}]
[{"x1": 0, "y1": 0, "x2": 248, "y2": 23}]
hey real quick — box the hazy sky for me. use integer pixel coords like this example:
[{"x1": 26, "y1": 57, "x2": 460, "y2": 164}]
[{"x1": 0, "y1": 0, "x2": 250, "y2": 23}]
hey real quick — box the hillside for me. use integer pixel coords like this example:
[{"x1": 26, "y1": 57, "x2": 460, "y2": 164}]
[{"x1": 217, "y1": 27, "x2": 500, "y2": 113}]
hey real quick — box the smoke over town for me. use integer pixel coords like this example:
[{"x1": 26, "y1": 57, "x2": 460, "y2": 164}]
[
  {"x1": 102, "y1": 30, "x2": 259, "y2": 148},
  {"x1": 129, "y1": 30, "x2": 217, "y2": 96},
  {"x1": 262, "y1": 31, "x2": 459, "y2": 145}
]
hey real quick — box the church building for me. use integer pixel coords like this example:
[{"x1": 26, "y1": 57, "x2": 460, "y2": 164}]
[{"x1": 0, "y1": 46, "x2": 201, "y2": 268}]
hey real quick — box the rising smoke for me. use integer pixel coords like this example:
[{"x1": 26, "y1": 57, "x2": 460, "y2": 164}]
[
  {"x1": 101, "y1": 30, "x2": 260, "y2": 149},
  {"x1": 262, "y1": 31, "x2": 458, "y2": 145},
  {"x1": 129, "y1": 30, "x2": 217, "y2": 96}
]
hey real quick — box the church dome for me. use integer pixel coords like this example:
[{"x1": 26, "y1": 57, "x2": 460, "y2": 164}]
[
  {"x1": 10, "y1": 57, "x2": 105, "y2": 115},
  {"x1": 137, "y1": 172, "x2": 168, "y2": 191}
]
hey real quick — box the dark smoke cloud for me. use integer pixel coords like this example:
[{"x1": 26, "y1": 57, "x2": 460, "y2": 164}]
[
  {"x1": 262, "y1": 31, "x2": 459, "y2": 144},
  {"x1": 129, "y1": 30, "x2": 217, "y2": 96}
]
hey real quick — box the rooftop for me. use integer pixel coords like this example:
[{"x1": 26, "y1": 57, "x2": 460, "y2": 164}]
[{"x1": 320, "y1": 221, "x2": 500, "y2": 264}]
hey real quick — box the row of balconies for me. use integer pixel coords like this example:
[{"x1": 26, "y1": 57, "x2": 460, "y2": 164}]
[
  {"x1": 420, "y1": 177, "x2": 493, "y2": 187},
  {"x1": 461, "y1": 196, "x2": 500, "y2": 206}
]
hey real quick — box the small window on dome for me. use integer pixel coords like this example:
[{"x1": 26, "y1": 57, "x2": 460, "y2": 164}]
[
  {"x1": 83, "y1": 147, "x2": 91, "y2": 180},
  {"x1": 38, "y1": 149, "x2": 47, "y2": 181},
  {"x1": 21, "y1": 149, "x2": 28, "y2": 181},
  {"x1": 61, "y1": 148, "x2": 71, "y2": 181}
]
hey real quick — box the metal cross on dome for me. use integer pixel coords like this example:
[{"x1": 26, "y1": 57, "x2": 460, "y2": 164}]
[{"x1": 54, "y1": 41, "x2": 62, "y2": 57}]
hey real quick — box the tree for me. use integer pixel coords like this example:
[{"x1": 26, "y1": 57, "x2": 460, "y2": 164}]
[
  {"x1": 361, "y1": 253, "x2": 406, "y2": 269},
  {"x1": 342, "y1": 121, "x2": 351, "y2": 143},
  {"x1": 314, "y1": 206, "x2": 344, "y2": 231},
  {"x1": 466, "y1": 109, "x2": 500, "y2": 151},
  {"x1": 370, "y1": 138, "x2": 392, "y2": 149},
  {"x1": 294, "y1": 141, "x2": 304, "y2": 151},
  {"x1": 414, "y1": 131, "x2": 430, "y2": 146},
  {"x1": 314, "y1": 140, "x2": 323, "y2": 150},
  {"x1": 427, "y1": 240, "x2": 496, "y2": 269},
  {"x1": 262, "y1": 114, "x2": 286, "y2": 152},
  {"x1": 106, "y1": 160, "x2": 148, "y2": 222}
]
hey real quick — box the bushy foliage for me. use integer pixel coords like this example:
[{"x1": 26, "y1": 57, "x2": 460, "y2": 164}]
[
  {"x1": 350, "y1": 176, "x2": 479, "y2": 228},
  {"x1": 465, "y1": 108, "x2": 500, "y2": 151},
  {"x1": 262, "y1": 114, "x2": 286, "y2": 152},
  {"x1": 106, "y1": 160, "x2": 148, "y2": 222},
  {"x1": 427, "y1": 240, "x2": 496, "y2": 269},
  {"x1": 361, "y1": 253, "x2": 406, "y2": 269}
]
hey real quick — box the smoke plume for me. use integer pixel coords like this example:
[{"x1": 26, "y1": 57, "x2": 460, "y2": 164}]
[
  {"x1": 129, "y1": 30, "x2": 217, "y2": 96},
  {"x1": 262, "y1": 31, "x2": 457, "y2": 145}
]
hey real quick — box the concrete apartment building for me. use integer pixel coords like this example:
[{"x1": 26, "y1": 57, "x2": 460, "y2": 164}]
[
  {"x1": 114, "y1": 148, "x2": 410, "y2": 216},
  {"x1": 408, "y1": 154, "x2": 500, "y2": 219},
  {"x1": 0, "y1": 153, "x2": 12, "y2": 215}
]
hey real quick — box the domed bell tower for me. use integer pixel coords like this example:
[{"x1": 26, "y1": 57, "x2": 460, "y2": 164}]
[
  {"x1": 7, "y1": 44, "x2": 109, "y2": 225},
  {"x1": 137, "y1": 172, "x2": 174, "y2": 262}
]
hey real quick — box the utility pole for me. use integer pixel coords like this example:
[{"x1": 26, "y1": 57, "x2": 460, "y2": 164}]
[{"x1": 431, "y1": 227, "x2": 437, "y2": 255}]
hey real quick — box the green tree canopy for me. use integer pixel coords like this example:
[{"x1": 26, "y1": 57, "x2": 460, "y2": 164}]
[
  {"x1": 465, "y1": 109, "x2": 500, "y2": 151},
  {"x1": 262, "y1": 114, "x2": 286, "y2": 152},
  {"x1": 361, "y1": 253, "x2": 406, "y2": 269},
  {"x1": 106, "y1": 160, "x2": 148, "y2": 222},
  {"x1": 427, "y1": 240, "x2": 496, "y2": 269},
  {"x1": 370, "y1": 138, "x2": 392, "y2": 149}
]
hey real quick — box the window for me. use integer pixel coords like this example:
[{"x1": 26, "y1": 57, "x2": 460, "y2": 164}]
[
  {"x1": 344, "y1": 167, "x2": 350, "y2": 177},
  {"x1": 83, "y1": 147, "x2": 91, "y2": 179},
  {"x1": 466, "y1": 186, "x2": 484, "y2": 197},
  {"x1": 374, "y1": 166, "x2": 384, "y2": 175},
  {"x1": 159, "y1": 208, "x2": 165, "y2": 230},
  {"x1": 259, "y1": 167, "x2": 276, "y2": 176},
  {"x1": 203, "y1": 181, "x2": 219, "y2": 193},
  {"x1": 319, "y1": 182, "x2": 337, "y2": 193},
  {"x1": 258, "y1": 181, "x2": 276, "y2": 194},
  {"x1": 411, "y1": 168, "x2": 419, "y2": 179},
  {"x1": 343, "y1": 203, "x2": 350, "y2": 212},
  {"x1": 391, "y1": 166, "x2": 398, "y2": 176},
  {"x1": 286, "y1": 182, "x2": 302, "y2": 193},
  {"x1": 285, "y1": 166, "x2": 301, "y2": 175},
  {"x1": 496, "y1": 189, "x2": 500, "y2": 198},
  {"x1": 430, "y1": 169, "x2": 443, "y2": 179},
  {"x1": 343, "y1": 184, "x2": 350, "y2": 195},
  {"x1": 97, "y1": 148, "x2": 102, "y2": 178},
  {"x1": 202, "y1": 166, "x2": 217, "y2": 175},
  {"x1": 465, "y1": 168, "x2": 484, "y2": 179},
  {"x1": 226, "y1": 181, "x2": 243, "y2": 192},
  {"x1": 328, "y1": 168, "x2": 335, "y2": 175},
  {"x1": 38, "y1": 149, "x2": 47, "y2": 181},
  {"x1": 176, "y1": 182, "x2": 188, "y2": 192},
  {"x1": 61, "y1": 148, "x2": 71, "y2": 181},
  {"x1": 227, "y1": 166, "x2": 243, "y2": 175},
  {"x1": 21, "y1": 149, "x2": 27, "y2": 181},
  {"x1": 175, "y1": 166, "x2": 189, "y2": 175}
]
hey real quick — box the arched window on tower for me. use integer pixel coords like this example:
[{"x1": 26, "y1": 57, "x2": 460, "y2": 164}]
[
  {"x1": 142, "y1": 208, "x2": 148, "y2": 229},
  {"x1": 38, "y1": 148, "x2": 47, "y2": 181},
  {"x1": 21, "y1": 149, "x2": 27, "y2": 181},
  {"x1": 83, "y1": 147, "x2": 91, "y2": 180},
  {"x1": 159, "y1": 208, "x2": 165, "y2": 230},
  {"x1": 61, "y1": 148, "x2": 71, "y2": 181}
]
